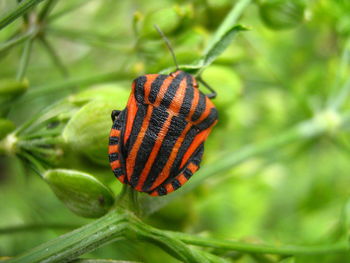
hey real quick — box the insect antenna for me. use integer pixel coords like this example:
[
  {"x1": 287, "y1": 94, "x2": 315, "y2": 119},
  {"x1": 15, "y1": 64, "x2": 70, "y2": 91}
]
[{"x1": 154, "y1": 24, "x2": 179, "y2": 71}]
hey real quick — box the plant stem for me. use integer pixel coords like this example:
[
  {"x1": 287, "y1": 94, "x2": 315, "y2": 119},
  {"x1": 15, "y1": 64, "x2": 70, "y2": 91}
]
[
  {"x1": 39, "y1": 36, "x2": 69, "y2": 77},
  {"x1": 16, "y1": 71, "x2": 129, "y2": 102},
  {"x1": 0, "y1": 0, "x2": 47, "y2": 30},
  {"x1": 131, "y1": 220, "x2": 210, "y2": 263},
  {"x1": 9, "y1": 207, "x2": 348, "y2": 263},
  {"x1": 0, "y1": 26, "x2": 37, "y2": 53},
  {"x1": 170, "y1": 232, "x2": 348, "y2": 256},
  {"x1": 38, "y1": 0, "x2": 58, "y2": 21},
  {"x1": 7, "y1": 209, "x2": 128, "y2": 263},
  {"x1": 48, "y1": 0, "x2": 95, "y2": 22},
  {"x1": 18, "y1": 151, "x2": 47, "y2": 175},
  {"x1": 16, "y1": 38, "x2": 34, "y2": 81},
  {"x1": 47, "y1": 27, "x2": 128, "y2": 51},
  {"x1": 203, "y1": 0, "x2": 252, "y2": 54}
]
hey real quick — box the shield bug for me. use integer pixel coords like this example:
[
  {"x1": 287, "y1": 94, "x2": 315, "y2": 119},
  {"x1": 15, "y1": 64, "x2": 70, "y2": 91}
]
[{"x1": 108, "y1": 26, "x2": 218, "y2": 196}]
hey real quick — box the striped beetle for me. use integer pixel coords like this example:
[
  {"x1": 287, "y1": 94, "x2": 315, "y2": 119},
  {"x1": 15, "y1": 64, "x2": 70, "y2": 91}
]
[{"x1": 108, "y1": 26, "x2": 218, "y2": 196}]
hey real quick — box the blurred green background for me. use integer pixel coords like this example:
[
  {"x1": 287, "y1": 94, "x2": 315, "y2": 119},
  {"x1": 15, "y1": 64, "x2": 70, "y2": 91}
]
[{"x1": 1, "y1": 0, "x2": 350, "y2": 262}]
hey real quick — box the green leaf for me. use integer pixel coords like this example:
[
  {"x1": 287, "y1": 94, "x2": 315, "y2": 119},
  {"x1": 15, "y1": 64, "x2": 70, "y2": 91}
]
[
  {"x1": 198, "y1": 25, "x2": 247, "y2": 71},
  {"x1": 160, "y1": 25, "x2": 247, "y2": 74},
  {"x1": 259, "y1": 0, "x2": 306, "y2": 30},
  {"x1": 44, "y1": 169, "x2": 115, "y2": 218},
  {"x1": 0, "y1": 0, "x2": 47, "y2": 30}
]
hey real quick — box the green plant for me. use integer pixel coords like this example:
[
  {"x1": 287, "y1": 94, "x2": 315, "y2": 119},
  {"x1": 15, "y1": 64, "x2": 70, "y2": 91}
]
[{"x1": 1, "y1": 0, "x2": 350, "y2": 262}]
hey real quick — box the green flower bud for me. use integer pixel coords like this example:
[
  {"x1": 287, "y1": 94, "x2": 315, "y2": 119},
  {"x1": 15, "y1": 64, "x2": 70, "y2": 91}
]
[
  {"x1": 44, "y1": 169, "x2": 114, "y2": 218},
  {"x1": 69, "y1": 84, "x2": 130, "y2": 107},
  {"x1": 0, "y1": 118, "x2": 15, "y2": 140},
  {"x1": 63, "y1": 99, "x2": 122, "y2": 165},
  {"x1": 259, "y1": 0, "x2": 306, "y2": 30},
  {"x1": 0, "y1": 79, "x2": 28, "y2": 97},
  {"x1": 201, "y1": 65, "x2": 242, "y2": 108},
  {"x1": 141, "y1": 7, "x2": 181, "y2": 38}
]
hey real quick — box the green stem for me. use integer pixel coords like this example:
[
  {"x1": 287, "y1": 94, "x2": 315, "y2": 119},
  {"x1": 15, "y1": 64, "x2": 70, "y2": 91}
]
[
  {"x1": 203, "y1": 0, "x2": 252, "y2": 54},
  {"x1": 38, "y1": 0, "x2": 58, "y2": 21},
  {"x1": 19, "y1": 130, "x2": 62, "y2": 140},
  {"x1": 0, "y1": 26, "x2": 38, "y2": 53},
  {"x1": 47, "y1": 27, "x2": 129, "y2": 51},
  {"x1": 7, "y1": 206, "x2": 349, "y2": 263},
  {"x1": 18, "y1": 71, "x2": 129, "y2": 102},
  {"x1": 7, "y1": 209, "x2": 128, "y2": 263},
  {"x1": 39, "y1": 36, "x2": 69, "y2": 77},
  {"x1": 16, "y1": 38, "x2": 34, "y2": 81},
  {"x1": 48, "y1": 0, "x2": 96, "y2": 22},
  {"x1": 131, "y1": 220, "x2": 210, "y2": 263},
  {"x1": 0, "y1": 0, "x2": 47, "y2": 30},
  {"x1": 116, "y1": 185, "x2": 140, "y2": 215},
  {"x1": 17, "y1": 0, "x2": 29, "y2": 24},
  {"x1": 18, "y1": 151, "x2": 46, "y2": 175},
  {"x1": 170, "y1": 232, "x2": 348, "y2": 256}
]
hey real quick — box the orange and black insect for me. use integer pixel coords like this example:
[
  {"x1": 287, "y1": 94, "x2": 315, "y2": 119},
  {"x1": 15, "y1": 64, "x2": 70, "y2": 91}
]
[{"x1": 108, "y1": 26, "x2": 218, "y2": 196}]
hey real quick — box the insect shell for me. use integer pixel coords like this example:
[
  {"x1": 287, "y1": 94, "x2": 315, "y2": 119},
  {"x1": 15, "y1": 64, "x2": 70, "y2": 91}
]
[{"x1": 108, "y1": 70, "x2": 218, "y2": 196}]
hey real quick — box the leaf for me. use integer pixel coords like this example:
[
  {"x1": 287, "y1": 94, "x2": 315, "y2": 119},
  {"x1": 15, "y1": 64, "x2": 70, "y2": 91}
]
[
  {"x1": 160, "y1": 25, "x2": 247, "y2": 75},
  {"x1": 198, "y1": 25, "x2": 247, "y2": 71},
  {"x1": 259, "y1": 0, "x2": 306, "y2": 30},
  {"x1": 0, "y1": 0, "x2": 47, "y2": 30}
]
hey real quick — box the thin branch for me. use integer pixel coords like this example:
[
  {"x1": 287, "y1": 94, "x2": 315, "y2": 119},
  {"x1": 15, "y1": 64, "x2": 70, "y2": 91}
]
[
  {"x1": 48, "y1": 0, "x2": 95, "y2": 22},
  {"x1": 18, "y1": 151, "x2": 47, "y2": 175},
  {"x1": 203, "y1": 0, "x2": 252, "y2": 55},
  {"x1": 47, "y1": 27, "x2": 128, "y2": 51},
  {"x1": 38, "y1": 0, "x2": 59, "y2": 21},
  {"x1": 0, "y1": 26, "x2": 37, "y2": 53},
  {"x1": 17, "y1": 0, "x2": 29, "y2": 23},
  {"x1": 170, "y1": 231, "x2": 349, "y2": 256},
  {"x1": 16, "y1": 71, "x2": 129, "y2": 103},
  {"x1": 0, "y1": 0, "x2": 47, "y2": 30},
  {"x1": 7, "y1": 209, "x2": 128, "y2": 263},
  {"x1": 16, "y1": 38, "x2": 34, "y2": 81},
  {"x1": 39, "y1": 36, "x2": 69, "y2": 77}
]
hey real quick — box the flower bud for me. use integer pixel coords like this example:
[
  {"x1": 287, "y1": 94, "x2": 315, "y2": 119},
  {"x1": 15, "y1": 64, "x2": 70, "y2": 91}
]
[
  {"x1": 141, "y1": 7, "x2": 182, "y2": 38},
  {"x1": 63, "y1": 98, "x2": 124, "y2": 165},
  {"x1": 201, "y1": 65, "x2": 242, "y2": 108},
  {"x1": 0, "y1": 79, "x2": 28, "y2": 97},
  {"x1": 69, "y1": 84, "x2": 130, "y2": 107},
  {"x1": 44, "y1": 169, "x2": 114, "y2": 218},
  {"x1": 259, "y1": 0, "x2": 306, "y2": 30}
]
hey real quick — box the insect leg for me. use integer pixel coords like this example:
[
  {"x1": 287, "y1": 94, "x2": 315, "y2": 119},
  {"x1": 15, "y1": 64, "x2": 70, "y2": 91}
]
[
  {"x1": 111, "y1": 110, "x2": 121, "y2": 122},
  {"x1": 198, "y1": 76, "x2": 217, "y2": 99},
  {"x1": 149, "y1": 144, "x2": 204, "y2": 196}
]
